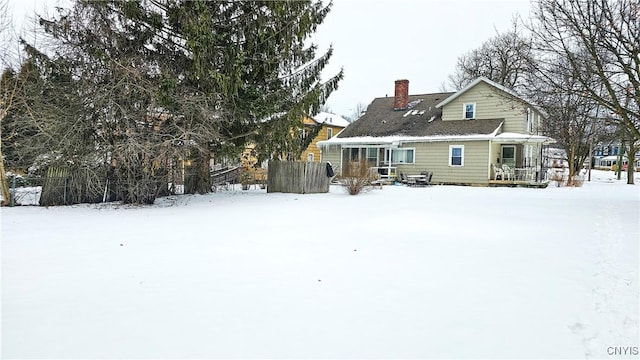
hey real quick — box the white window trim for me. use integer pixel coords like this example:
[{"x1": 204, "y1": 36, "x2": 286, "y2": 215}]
[
  {"x1": 327, "y1": 128, "x2": 333, "y2": 139},
  {"x1": 463, "y1": 103, "x2": 476, "y2": 119},
  {"x1": 307, "y1": 153, "x2": 314, "y2": 162},
  {"x1": 449, "y1": 145, "x2": 464, "y2": 167},
  {"x1": 391, "y1": 148, "x2": 415, "y2": 165},
  {"x1": 526, "y1": 108, "x2": 533, "y2": 133}
]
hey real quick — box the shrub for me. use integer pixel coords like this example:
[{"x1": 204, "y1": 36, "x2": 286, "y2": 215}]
[
  {"x1": 571, "y1": 175, "x2": 585, "y2": 187},
  {"x1": 238, "y1": 166, "x2": 253, "y2": 190},
  {"x1": 337, "y1": 159, "x2": 377, "y2": 195},
  {"x1": 548, "y1": 169, "x2": 566, "y2": 187}
]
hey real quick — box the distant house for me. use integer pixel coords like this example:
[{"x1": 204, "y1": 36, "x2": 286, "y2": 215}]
[
  {"x1": 318, "y1": 77, "x2": 555, "y2": 186},
  {"x1": 300, "y1": 112, "x2": 350, "y2": 162}
]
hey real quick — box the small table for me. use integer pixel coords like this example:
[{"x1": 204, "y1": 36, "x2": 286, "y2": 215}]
[{"x1": 406, "y1": 175, "x2": 426, "y2": 186}]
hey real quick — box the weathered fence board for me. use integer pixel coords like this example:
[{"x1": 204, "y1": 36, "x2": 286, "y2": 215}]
[{"x1": 267, "y1": 161, "x2": 330, "y2": 194}]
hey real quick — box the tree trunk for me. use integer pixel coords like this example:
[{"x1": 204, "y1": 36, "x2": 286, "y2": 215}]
[
  {"x1": 627, "y1": 144, "x2": 637, "y2": 185},
  {"x1": 0, "y1": 137, "x2": 10, "y2": 206},
  {"x1": 194, "y1": 149, "x2": 211, "y2": 194},
  {"x1": 566, "y1": 146, "x2": 577, "y2": 186}
]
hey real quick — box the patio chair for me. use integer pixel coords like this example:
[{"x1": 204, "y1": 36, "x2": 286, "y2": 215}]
[
  {"x1": 501, "y1": 164, "x2": 514, "y2": 181},
  {"x1": 399, "y1": 173, "x2": 409, "y2": 184},
  {"x1": 406, "y1": 175, "x2": 417, "y2": 186},
  {"x1": 417, "y1": 171, "x2": 433, "y2": 186},
  {"x1": 492, "y1": 164, "x2": 504, "y2": 180}
]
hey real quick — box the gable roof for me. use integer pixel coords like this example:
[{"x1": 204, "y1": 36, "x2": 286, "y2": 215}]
[
  {"x1": 336, "y1": 91, "x2": 503, "y2": 138},
  {"x1": 436, "y1": 77, "x2": 546, "y2": 116},
  {"x1": 310, "y1": 112, "x2": 350, "y2": 128}
]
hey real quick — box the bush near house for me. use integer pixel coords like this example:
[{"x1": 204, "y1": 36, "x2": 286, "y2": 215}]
[{"x1": 338, "y1": 159, "x2": 378, "y2": 195}]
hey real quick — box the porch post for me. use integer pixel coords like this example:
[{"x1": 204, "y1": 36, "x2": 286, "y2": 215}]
[
  {"x1": 387, "y1": 147, "x2": 392, "y2": 179},
  {"x1": 488, "y1": 141, "x2": 493, "y2": 180}
]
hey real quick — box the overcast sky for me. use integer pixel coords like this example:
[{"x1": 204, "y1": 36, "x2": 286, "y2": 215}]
[
  {"x1": 7, "y1": 0, "x2": 533, "y2": 118},
  {"x1": 313, "y1": 0, "x2": 533, "y2": 118}
]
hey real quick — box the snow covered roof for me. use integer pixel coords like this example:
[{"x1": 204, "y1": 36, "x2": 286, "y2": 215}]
[
  {"x1": 311, "y1": 112, "x2": 350, "y2": 128},
  {"x1": 335, "y1": 92, "x2": 456, "y2": 138},
  {"x1": 317, "y1": 131, "x2": 555, "y2": 148},
  {"x1": 493, "y1": 132, "x2": 556, "y2": 144}
]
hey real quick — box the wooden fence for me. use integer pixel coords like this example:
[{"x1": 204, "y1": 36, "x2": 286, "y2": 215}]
[{"x1": 267, "y1": 161, "x2": 331, "y2": 194}]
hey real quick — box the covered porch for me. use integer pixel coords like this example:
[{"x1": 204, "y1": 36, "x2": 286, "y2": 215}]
[
  {"x1": 488, "y1": 133, "x2": 555, "y2": 187},
  {"x1": 334, "y1": 139, "x2": 411, "y2": 182}
]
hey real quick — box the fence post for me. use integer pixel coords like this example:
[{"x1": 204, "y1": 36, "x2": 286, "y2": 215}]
[{"x1": 10, "y1": 176, "x2": 15, "y2": 207}]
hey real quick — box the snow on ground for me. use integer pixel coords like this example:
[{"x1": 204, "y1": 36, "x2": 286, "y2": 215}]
[{"x1": 1, "y1": 170, "x2": 638, "y2": 359}]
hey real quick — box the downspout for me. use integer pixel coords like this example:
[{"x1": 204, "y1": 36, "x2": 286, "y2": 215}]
[
  {"x1": 488, "y1": 140, "x2": 492, "y2": 181},
  {"x1": 339, "y1": 145, "x2": 344, "y2": 176}
]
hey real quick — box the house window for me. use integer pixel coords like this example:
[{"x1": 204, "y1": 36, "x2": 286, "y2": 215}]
[
  {"x1": 449, "y1": 145, "x2": 464, "y2": 166},
  {"x1": 526, "y1": 108, "x2": 533, "y2": 133},
  {"x1": 366, "y1": 148, "x2": 378, "y2": 166},
  {"x1": 307, "y1": 153, "x2": 314, "y2": 162},
  {"x1": 391, "y1": 148, "x2": 415, "y2": 164},
  {"x1": 501, "y1": 145, "x2": 516, "y2": 167},
  {"x1": 463, "y1": 103, "x2": 476, "y2": 119},
  {"x1": 327, "y1": 128, "x2": 333, "y2": 139}
]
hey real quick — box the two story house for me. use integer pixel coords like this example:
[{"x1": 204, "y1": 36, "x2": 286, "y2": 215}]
[
  {"x1": 317, "y1": 77, "x2": 555, "y2": 186},
  {"x1": 300, "y1": 112, "x2": 350, "y2": 162}
]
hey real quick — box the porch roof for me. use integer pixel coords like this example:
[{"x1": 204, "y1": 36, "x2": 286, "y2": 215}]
[
  {"x1": 317, "y1": 132, "x2": 555, "y2": 148},
  {"x1": 493, "y1": 132, "x2": 556, "y2": 144}
]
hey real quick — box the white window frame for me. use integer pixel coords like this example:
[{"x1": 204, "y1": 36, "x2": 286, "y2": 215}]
[
  {"x1": 391, "y1": 148, "x2": 415, "y2": 164},
  {"x1": 327, "y1": 128, "x2": 333, "y2": 139},
  {"x1": 463, "y1": 103, "x2": 476, "y2": 119},
  {"x1": 307, "y1": 153, "x2": 314, "y2": 162},
  {"x1": 449, "y1": 145, "x2": 464, "y2": 166},
  {"x1": 526, "y1": 108, "x2": 533, "y2": 133}
]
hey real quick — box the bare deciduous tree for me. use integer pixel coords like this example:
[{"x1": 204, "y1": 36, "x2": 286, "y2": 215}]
[
  {"x1": 447, "y1": 20, "x2": 536, "y2": 93},
  {"x1": 531, "y1": 55, "x2": 609, "y2": 185},
  {"x1": 530, "y1": 0, "x2": 640, "y2": 148},
  {"x1": 346, "y1": 102, "x2": 367, "y2": 123}
]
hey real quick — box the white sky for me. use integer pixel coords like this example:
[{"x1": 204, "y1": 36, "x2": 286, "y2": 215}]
[
  {"x1": 6, "y1": 0, "x2": 533, "y2": 118},
  {"x1": 313, "y1": 0, "x2": 533, "y2": 117}
]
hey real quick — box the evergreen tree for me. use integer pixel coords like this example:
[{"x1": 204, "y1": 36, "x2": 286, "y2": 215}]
[{"x1": 26, "y1": 0, "x2": 342, "y2": 203}]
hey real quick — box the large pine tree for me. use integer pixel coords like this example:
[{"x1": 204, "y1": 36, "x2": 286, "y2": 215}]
[{"x1": 21, "y1": 0, "x2": 341, "y2": 203}]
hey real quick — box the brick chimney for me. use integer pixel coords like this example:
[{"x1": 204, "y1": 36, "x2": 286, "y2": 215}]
[{"x1": 393, "y1": 79, "x2": 409, "y2": 110}]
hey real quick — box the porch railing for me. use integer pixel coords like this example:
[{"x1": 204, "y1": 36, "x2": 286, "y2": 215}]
[{"x1": 371, "y1": 166, "x2": 397, "y2": 180}]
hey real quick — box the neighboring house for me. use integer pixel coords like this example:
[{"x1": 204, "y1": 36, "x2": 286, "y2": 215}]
[
  {"x1": 237, "y1": 112, "x2": 349, "y2": 183},
  {"x1": 300, "y1": 112, "x2": 350, "y2": 162},
  {"x1": 318, "y1": 77, "x2": 555, "y2": 186}
]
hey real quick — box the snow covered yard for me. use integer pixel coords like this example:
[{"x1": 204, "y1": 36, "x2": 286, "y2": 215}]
[{"x1": 1, "y1": 171, "x2": 638, "y2": 359}]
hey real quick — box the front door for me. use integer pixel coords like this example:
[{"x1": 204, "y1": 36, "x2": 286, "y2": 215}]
[{"x1": 501, "y1": 145, "x2": 516, "y2": 167}]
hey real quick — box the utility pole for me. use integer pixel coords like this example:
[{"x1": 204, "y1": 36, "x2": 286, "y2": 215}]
[{"x1": 587, "y1": 139, "x2": 592, "y2": 182}]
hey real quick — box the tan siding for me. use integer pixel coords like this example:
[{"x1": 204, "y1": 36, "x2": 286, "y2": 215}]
[
  {"x1": 320, "y1": 146, "x2": 342, "y2": 174},
  {"x1": 396, "y1": 141, "x2": 490, "y2": 185},
  {"x1": 301, "y1": 125, "x2": 344, "y2": 162},
  {"x1": 441, "y1": 82, "x2": 530, "y2": 134}
]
